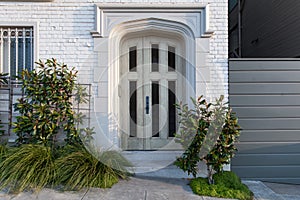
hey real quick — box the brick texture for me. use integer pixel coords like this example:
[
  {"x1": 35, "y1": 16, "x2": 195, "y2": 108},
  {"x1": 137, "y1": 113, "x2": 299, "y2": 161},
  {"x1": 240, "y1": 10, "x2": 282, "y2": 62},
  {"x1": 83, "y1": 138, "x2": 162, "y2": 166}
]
[
  {"x1": 0, "y1": 0, "x2": 228, "y2": 101},
  {"x1": 0, "y1": 0, "x2": 228, "y2": 146}
]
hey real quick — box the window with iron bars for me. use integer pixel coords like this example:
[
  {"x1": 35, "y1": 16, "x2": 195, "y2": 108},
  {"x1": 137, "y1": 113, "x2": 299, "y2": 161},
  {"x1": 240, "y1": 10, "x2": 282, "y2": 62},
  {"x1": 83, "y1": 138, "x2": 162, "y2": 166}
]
[{"x1": 0, "y1": 27, "x2": 34, "y2": 78}]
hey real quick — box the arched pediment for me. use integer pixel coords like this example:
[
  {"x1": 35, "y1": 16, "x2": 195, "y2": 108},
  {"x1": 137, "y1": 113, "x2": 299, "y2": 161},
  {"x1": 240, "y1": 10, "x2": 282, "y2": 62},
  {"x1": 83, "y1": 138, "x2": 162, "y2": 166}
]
[
  {"x1": 109, "y1": 17, "x2": 196, "y2": 60},
  {"x1": 110, "y1": 17, "x2": 195, "y2": 43},
  {"x1": 91, "y1": 4, "x2": 214, "y2": 38}
]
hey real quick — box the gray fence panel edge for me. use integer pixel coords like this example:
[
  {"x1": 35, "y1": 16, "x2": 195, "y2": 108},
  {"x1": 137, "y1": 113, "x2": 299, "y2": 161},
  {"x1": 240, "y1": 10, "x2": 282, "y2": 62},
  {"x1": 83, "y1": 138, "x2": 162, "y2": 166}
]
[{"x1": 229, "y1": 59, "x2": 300, "y2": 184}]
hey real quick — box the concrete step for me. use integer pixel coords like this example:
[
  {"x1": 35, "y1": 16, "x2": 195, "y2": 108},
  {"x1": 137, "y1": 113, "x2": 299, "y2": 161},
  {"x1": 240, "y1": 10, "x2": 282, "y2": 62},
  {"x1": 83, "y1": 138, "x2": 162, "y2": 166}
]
[{"x1": 122, "y1": 151, "x2": 208, "y2": 178}]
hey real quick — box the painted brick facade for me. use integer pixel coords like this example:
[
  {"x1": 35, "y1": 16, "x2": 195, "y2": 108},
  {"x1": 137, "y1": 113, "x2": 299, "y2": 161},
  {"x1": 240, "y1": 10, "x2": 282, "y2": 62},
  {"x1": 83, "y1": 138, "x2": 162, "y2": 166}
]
[
  {"x1": 0, "y1": 0, "x2": 228, "y2": 98},
  {"x1": 0, "y1": 0, "x2": 228, "y2": 148}
]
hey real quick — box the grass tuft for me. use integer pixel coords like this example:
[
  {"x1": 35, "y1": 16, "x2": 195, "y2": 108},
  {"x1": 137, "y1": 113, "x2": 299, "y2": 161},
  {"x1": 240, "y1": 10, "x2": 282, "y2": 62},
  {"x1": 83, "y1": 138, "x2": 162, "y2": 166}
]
[
  {"x1": 0, "y1": 144, "x2": 56, "y2": 193},
  {"x1": 0, "y1": 144, "x2": 132, "y2": 193},
  {"x1": 0, "y1": 144, "x2": 8, "y2": 162},
  {"x1": 55, "y1": 145, "x2": 132, "y2": 190},
  {"x1": 190, "y1": 171, "x2": 254, "y2": 200}
]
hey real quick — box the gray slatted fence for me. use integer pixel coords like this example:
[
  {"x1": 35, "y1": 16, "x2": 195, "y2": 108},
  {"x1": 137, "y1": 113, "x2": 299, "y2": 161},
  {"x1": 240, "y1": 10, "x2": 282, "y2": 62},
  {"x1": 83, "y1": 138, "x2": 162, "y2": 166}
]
[{"x1": 229, "y1": 59, "x2": 300, "y2": 184}]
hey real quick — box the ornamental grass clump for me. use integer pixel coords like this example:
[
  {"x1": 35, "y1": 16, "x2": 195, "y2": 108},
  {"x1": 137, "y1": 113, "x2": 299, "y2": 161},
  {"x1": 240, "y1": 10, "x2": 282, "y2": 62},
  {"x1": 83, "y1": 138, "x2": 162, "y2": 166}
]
[
  {"x1": 55, "y1": 145, "x2": 132, "y2": 190},
  {"x1": 0, "y1": 144, "x2": 56, "y2": 193},
  {"x1": 0, "y1": 144, "x2": 8, "y2": 162},
  {"x1": 0, "y1": 144, "x2": 132, "y2": 193}
]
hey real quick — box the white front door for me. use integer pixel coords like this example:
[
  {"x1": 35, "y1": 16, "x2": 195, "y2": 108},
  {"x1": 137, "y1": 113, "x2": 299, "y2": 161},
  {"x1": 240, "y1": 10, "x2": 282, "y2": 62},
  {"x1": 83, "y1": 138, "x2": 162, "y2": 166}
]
[{"x1": 119, "y1": 36, "x2": 185, "y2": 150}]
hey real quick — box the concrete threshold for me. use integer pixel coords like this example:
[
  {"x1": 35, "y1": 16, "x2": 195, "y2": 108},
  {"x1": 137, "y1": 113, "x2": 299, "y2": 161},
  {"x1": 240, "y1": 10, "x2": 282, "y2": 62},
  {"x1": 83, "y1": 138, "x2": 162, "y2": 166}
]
[{"x1": 122, "y1": 150, "x2": 207, "y2": 178}]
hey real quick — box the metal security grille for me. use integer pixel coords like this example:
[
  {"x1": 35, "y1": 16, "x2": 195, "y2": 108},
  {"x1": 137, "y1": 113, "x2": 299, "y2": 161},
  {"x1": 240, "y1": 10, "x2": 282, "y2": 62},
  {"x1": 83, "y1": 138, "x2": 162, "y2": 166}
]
[{"x1": 0, "y1": 27, "x2": 34, "y2": 77}]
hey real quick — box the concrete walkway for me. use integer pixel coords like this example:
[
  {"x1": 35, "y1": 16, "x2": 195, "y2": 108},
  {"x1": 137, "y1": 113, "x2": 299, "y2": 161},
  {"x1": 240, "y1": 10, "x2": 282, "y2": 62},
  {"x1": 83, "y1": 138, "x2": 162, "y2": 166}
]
[
  {"x1": 0, "y1": 176, "x2": 299, "y2": 200},
  {"x1": 0, "y1": 176, "x2": 232, "y2": 200},
  {"x1": 244, "y1": 181, "x2": 300, "y2": 200}
]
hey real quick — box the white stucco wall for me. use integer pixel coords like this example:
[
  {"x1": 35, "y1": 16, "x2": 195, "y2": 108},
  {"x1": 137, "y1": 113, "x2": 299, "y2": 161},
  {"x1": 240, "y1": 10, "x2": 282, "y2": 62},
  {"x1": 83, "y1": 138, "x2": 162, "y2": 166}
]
[{"x1": 0, "y1": 0, "x2": 228, "y2": 148}]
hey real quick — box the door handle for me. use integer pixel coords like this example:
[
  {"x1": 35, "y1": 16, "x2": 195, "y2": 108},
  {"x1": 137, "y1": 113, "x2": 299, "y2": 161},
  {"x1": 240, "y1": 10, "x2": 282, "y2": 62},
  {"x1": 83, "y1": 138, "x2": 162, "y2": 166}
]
[{"x1": 146, "y1": 96, "x2": 149, "y2": 114}]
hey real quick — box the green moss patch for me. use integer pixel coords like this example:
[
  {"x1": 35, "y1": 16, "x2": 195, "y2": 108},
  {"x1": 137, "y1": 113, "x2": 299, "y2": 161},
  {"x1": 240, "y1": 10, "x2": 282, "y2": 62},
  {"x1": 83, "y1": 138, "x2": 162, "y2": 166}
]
[{"x1": 190, "y1": 171, "x2": 254, "y2": 200}]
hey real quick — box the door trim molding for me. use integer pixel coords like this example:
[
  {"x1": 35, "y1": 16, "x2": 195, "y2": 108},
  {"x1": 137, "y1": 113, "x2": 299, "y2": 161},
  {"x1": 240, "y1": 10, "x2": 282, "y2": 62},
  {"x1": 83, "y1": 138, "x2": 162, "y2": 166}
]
[
  {"x1": 91, "y1": 4, "x2": 214, "y2": 38},
  {"x1": 105, "y1": 17, "x2": 197, "y2": 148}
]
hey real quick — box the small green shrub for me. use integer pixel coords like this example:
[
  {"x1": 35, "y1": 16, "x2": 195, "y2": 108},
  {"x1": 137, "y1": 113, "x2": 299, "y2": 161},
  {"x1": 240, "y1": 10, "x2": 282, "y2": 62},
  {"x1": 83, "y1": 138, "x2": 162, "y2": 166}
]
[
  {"x1": 190, "y1": 171, "x2": 254, "y2": 200},
  {"x1": 175, "y1": 95, "x2": 241, "y2": 184},
  {"x1": 55, "y1": 145, "x2": 131, "y2": 190},
  {"x1": 13, "y1": 59, "x2": 78, "y2": 146},
  {"x1": 0, "y1": 144, "x2": 56, "y2": 193}
]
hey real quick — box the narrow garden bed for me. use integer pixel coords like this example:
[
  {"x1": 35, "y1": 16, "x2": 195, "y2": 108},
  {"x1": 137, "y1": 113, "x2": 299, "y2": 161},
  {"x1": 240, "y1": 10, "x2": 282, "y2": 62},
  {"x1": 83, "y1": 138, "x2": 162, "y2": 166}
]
[
  {"x1": 174, "y1": 96, "x2": 254, "y2": 200},
  {"x1": 190, "y1": 171, "x2": 253, "y2": 200},
  {"x1": 0, "y1": 59, "x2": 132, "y2": 193},
  {"x1": 0, "y1": 143, "x2": 131, "y2": 193}
]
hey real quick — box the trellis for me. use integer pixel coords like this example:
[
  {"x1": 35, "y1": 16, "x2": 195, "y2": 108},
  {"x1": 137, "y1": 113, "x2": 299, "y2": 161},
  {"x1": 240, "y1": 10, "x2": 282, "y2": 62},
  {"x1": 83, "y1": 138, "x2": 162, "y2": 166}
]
[{"x1": 0, "y1": 78, "x2": 91, "y2": 136}]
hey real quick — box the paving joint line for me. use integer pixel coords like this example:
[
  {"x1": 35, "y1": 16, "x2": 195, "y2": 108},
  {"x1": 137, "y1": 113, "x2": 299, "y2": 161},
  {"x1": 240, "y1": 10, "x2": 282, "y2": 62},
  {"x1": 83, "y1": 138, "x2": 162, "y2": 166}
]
[{"x1": 80, "y1": 188, "x2": 90, "y2": 200}]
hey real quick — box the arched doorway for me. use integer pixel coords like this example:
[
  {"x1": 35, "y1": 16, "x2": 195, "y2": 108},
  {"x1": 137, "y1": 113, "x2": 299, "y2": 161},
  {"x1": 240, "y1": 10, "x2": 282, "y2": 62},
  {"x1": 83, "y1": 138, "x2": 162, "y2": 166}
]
[{"x1": 107, "y1": 18, "x2": 196, "y2": 150}]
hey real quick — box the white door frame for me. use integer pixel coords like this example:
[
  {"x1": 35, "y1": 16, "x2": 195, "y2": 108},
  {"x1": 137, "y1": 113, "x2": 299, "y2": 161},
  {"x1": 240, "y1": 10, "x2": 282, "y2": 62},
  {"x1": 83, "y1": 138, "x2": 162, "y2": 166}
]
[{"x1": 107, "y1": 18, "x2": 197, "y2": 149}]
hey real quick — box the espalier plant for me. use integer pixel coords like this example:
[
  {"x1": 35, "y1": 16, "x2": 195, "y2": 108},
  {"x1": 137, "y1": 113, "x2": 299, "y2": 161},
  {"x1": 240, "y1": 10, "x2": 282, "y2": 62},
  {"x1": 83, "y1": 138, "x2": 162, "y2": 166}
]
[
  {"x1": 174, "y1": 95, "x2": 241, "y2": 184},
  {"x1": 71, "y1": 84, "x2": 94, "y2": 144},
  {"x1": 13, "y1": 59, "x2": 78, "y2": 146}
]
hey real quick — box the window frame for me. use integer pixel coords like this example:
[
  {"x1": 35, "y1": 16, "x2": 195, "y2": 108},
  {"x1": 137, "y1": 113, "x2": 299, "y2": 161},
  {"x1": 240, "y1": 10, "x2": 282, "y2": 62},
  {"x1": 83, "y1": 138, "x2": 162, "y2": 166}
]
[{"x1": 0, "y1": 22, "x2": 38, "y2": 75}]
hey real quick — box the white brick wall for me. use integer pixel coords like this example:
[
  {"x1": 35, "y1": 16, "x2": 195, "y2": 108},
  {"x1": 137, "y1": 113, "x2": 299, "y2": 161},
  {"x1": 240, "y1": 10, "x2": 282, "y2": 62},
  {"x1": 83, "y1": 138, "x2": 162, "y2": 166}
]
[
  {"x1": 0, "y1": 0, "x2": 228, "y2": 100},
  {"x1": 0, "y1": 0, "x2": 228, "y2": 146}
]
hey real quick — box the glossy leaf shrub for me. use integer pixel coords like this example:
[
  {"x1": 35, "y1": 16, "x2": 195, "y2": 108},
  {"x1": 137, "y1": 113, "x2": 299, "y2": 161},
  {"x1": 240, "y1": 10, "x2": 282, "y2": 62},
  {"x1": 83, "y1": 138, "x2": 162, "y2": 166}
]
[
  {"x1": 13, "y1": 59, "x2": 78, "y2": 146},
  {"x1": 175, "y1": 95, "x2": 241, "y2": 184}
]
